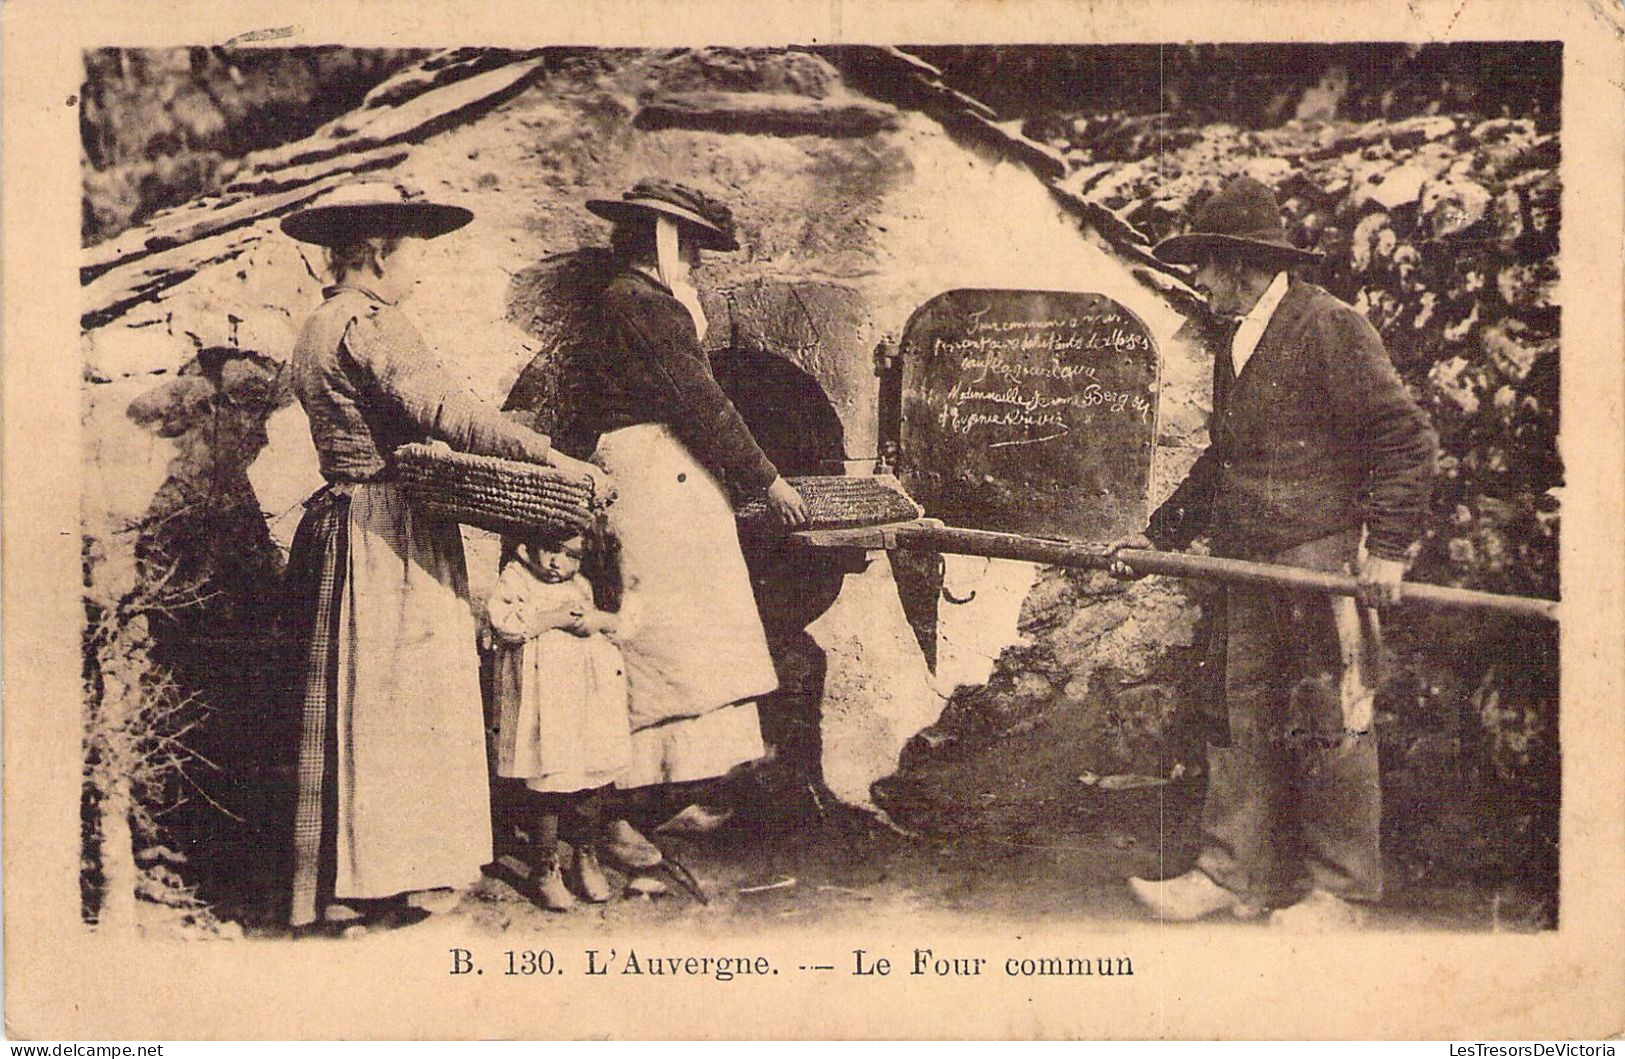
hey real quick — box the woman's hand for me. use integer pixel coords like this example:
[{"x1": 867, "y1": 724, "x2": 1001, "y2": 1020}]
[
  {"x1": 766, "y1": 477, "x2": 809, "y2": 528},
  {"x1": 1105, "y1": 533, "x2": 1155, "y2": 581},
  {"x1": 548, "y1": 451, "x2": 611, "y2": 498}
]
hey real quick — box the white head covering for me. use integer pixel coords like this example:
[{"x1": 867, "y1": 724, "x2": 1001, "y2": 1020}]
[{"x1": 655, "y1": 214, "x2": 708, "y2": 342}]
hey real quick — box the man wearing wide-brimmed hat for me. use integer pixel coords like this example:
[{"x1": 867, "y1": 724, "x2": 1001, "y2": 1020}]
[
  {"x1": 1113, "y1": 175, "x2": 1438, "y2": 930},
  {"x1": 276, "y1": 181, "x2": 603, "y2": 934}
]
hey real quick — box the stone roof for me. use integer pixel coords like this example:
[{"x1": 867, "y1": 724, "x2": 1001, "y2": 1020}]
[{"x1": 81, "y1": 45, "x2": 1203, "y2": 335}]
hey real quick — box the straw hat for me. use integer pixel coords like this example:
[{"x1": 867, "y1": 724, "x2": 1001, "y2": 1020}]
[
  {"x1": 280, "y1": 181, "x2": 473, "y2": 247},
  {"x1": 1152, "y1": 176, "x2": 1322, "y2": 267},
  {"x1": 585, "y1": 179, "x2": 739, "y2": 251}
]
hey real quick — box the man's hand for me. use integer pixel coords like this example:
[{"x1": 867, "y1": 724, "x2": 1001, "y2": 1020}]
[
  {"x1": 766, "y1": 476, "x2": 809, "y2": 528},
  {"x1": 1355, "y1": 554, "x2": 1407, "y2": 607},
  {"x1": 1106, "y1": 533, "x2": 1155, "y2": 581}
]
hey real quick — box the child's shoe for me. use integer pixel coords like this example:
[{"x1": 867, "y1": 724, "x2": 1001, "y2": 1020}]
[
  {"x1": 531, "y1": 848, "x2": 578, "y2": 912},
  {"x1": 568, "y1": 844, "x2": 614, "y2": 904}
]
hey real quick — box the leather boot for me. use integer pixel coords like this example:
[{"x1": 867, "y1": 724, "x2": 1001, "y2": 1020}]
[{"x1": 528, "y1": 812, "x2": 577, "y2": 912}]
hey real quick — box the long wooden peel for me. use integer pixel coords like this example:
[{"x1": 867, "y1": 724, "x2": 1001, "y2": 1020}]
[{"x1": 791, "y1": 520, "x2": 1559, "y2": 624}]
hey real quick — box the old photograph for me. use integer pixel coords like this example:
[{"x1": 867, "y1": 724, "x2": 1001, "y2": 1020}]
[
  {"x1": 76, "y1": 37, "x2": 1563, "y2": 937},
  {"x1": 6, "y1": 0, "x2": 1624, "y2": 1041}
]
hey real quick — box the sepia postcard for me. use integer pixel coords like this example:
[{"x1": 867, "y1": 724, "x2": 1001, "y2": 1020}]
[{"x1": 4, "y1": 0, "x2": 1623, "y2": 1041}]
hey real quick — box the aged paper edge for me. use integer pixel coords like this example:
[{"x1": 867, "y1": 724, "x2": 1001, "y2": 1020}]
[{"x1": 4, "y1": 0, "x2": 1623, "y2": 1041}]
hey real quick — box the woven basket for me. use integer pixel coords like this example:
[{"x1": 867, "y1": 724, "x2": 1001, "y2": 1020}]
[
  {"x1": 392, "y1": 443, "x2": 600, "y2": 537},
  {"x1": 735, "y1": 475, "x2": 923, "y2": 532}
]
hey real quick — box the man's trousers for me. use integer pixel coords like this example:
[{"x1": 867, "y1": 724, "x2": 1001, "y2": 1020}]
[{"x1": 1195, "y1": 529, "x2": 1384, "y2": 906}]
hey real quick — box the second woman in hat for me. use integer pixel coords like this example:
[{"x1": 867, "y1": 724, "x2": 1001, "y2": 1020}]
[{"x1": 570, "y1": 180, "x2": 806, "y2": 879}]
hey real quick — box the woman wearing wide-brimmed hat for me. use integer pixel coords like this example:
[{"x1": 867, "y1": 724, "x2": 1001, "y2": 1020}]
[
  {"x1": 277, "y1": 181, "x2": 604, "y2": 933},
  {"x1": 568, "y1": 179, "x2": 806, "y2": 887}
]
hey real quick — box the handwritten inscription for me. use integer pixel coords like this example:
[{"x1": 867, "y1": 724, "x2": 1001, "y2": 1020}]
[
  {"x1": 939, "y1": 378, "x2": 1150, "y2": 443},
  {"x1": 899, "y1": 289, "x2": 1160, "y2": 540},
  {"x1": 915, "y1": 301, "x2": 1153, "y2": 450}
]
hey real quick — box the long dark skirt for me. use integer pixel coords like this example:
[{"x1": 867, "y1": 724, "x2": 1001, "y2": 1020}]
[{"x1": 278, "y1": 487, "x2": 351, "y2": 927}]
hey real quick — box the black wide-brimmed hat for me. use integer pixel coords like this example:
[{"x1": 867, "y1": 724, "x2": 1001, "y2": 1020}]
[
  {"x1": 586, "y1": 179, "x2": 739, "y2": 251},
  {"x1": 281, "y1": 181, "x2": 474, "y2": 247},
  {"x1": 1153, "y1": 176, "x2": 1322, "y2": 267}
]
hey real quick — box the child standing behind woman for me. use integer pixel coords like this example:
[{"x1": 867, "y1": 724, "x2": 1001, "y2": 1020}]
[{"x1": 488, "y1": 523, "x2": 632, "y2": 910}]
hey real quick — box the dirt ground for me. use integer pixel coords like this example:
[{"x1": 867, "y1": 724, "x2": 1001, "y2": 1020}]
[
  {"x1": 414, "y1": 708, "x2": 1554, "y2": 940},
  {"x1": 197, "y1": 638, "x2": 1553, "y2": 942}
]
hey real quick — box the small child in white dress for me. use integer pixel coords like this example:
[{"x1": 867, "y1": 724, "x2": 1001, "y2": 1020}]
[{"x1": 489, "y1": 528, "x2": 632, "y2": 910}]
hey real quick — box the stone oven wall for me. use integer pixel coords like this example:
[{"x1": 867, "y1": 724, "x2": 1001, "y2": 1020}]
[{"x1": 80, "y1": 48, "x2": 1209, "y2": 875}]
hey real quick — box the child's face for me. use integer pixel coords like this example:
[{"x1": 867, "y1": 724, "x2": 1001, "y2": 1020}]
[{"x1": 532, "y1": 537, "x2": 583, "y2": 583}]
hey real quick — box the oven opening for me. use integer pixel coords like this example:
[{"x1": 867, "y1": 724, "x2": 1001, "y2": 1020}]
[{"x1": 714, "y1": 344, "x2": 862, "y2": 817}]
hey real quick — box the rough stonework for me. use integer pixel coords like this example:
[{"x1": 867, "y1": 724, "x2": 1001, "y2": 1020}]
[{"x1": 79, "y1": 48, "x2": 1218, "y2": 877}]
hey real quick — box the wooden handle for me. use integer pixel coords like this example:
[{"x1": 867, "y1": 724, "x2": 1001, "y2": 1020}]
[{"x1": 881, "y1": 524, "x2": 1559, "y2": 623}]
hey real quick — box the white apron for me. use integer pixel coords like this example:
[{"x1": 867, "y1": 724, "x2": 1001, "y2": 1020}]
[
  {"x1": 333, "y1": 482, "x2": 492, "y2": 899},
  {"x1": 593, "y1": 423, "x2": 776, "y2": 787},
  {"x1": 493, "y1": 574, "x2": 632, "y2": 793}
]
